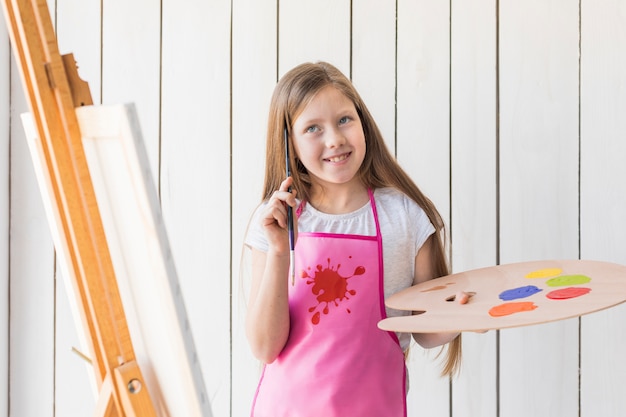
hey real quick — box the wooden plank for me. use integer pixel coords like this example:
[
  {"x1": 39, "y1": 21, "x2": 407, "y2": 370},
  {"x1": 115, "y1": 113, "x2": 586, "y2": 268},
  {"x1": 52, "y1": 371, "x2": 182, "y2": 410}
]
[
  {"x1": 101, "y1": 0, "x2": 160, "y2": 178},
  {"x1": 56, "y1": 0, "x2": 101, "y2": 104},
  {"x1": 8, "y1": 59, "x2": 55, "y2": 417},
  {"x1": 0, "y1": 5, "x2": 10, "y2": 417},
  {"x1": 54, "y1": 0, "x2": 102, "y2": 414},
  {"x1": 231, "y1": 0, "x2": 277, "y2": 415},
  {"x1": 55, "y1": 271, "x2": 97, "y2": 415},
  {"x1": 279, "y1": 0, "x2": 350, "y2": 76},
  {"x1": 397, "y1": 1, "x2": 451, "y2": 416},
  {"x1": 12, "y1": 0, "x2": 125, "y2": 380},
  {"x1": 449, "y1": 0, "x2": 497, "y2": 414},
  {"x1": 160, "y1": 0, "x2": 231, "y2": 415},
  {"x1": 498, "y1": 1, "x2": 580, "y2": 416},
  {"x1": 3, "y1": 1, "x2": 56, "y2": 415},
  {"x1": 77, "y1": 104, "x2": 212, "y2": 416},
  {"x1": 397, "y1": 0, "x2": 450, "y2": 221},
  {"x1": 352, "y1": 0, "x2": 396, "y2": 151},
  {"x1": 23, "y1": 102, "x2": 212, "y2": 417},
  {"x1": 4, "y1": 0, "x2": 163, "y2": 415},
  {"x1": 580, "y1": 1, "x2": 626, "y2": 416}
]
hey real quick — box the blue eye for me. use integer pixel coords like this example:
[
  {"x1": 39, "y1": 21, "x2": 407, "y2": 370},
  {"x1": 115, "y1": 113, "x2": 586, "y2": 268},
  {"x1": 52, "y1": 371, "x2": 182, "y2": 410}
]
[
  {"x1": 306, "y1": 125, "x2": 319, "y2": 133},
  {"x1": 339, "y1": 116, "x2": 350, "y2": 124}
]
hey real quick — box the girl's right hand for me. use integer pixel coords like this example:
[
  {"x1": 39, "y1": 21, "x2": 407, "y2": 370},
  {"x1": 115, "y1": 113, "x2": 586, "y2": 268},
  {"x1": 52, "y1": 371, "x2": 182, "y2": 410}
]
[{"x1": 260, "y1": 177, "x2": 297, "y2": 254}]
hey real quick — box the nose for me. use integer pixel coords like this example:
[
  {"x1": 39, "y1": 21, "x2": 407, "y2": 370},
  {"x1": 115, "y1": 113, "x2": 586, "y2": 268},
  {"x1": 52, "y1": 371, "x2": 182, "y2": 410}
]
[{"x1": 324, "y1": 127, "x2": 346, "y2": 148}]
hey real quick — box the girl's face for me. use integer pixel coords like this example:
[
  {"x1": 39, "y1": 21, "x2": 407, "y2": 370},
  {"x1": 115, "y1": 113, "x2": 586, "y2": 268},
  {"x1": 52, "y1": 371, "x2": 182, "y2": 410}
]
[{"x1": 291, "y1": 86, "x2": 366, "y2": 193}]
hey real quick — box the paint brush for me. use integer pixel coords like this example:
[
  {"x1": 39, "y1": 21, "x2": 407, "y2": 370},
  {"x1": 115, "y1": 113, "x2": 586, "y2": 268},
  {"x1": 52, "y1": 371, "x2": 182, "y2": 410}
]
[{"x1": 284, "y1": 127, "x2": 295, "y2": 285}]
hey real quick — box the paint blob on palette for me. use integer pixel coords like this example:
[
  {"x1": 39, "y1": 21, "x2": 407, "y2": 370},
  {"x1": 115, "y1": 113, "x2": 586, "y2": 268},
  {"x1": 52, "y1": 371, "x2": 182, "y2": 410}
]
[
  {"x1": 378, "y1": 260, "x2": 626, "y2": 333},
  {"x1": 488, "y1": 269, "x2": 592, "y2": 317}
]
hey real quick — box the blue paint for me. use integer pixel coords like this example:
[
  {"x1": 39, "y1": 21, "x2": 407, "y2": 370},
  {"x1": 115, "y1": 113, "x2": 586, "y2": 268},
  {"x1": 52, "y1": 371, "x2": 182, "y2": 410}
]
[{"x1": 499, "y1": 285, "x2": 542, "y2": 301}]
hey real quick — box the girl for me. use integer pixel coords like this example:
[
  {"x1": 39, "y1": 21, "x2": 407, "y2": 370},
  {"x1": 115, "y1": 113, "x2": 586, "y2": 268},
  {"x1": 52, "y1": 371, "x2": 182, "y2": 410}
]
[{"x1": 245, "y1": 61, "x2": 466, "y2": 417}]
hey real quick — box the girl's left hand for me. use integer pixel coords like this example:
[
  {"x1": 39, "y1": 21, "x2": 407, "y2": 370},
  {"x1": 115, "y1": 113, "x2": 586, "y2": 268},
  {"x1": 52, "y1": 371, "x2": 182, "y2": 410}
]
[{"x1": 455, "y1": 291, "x2": 489, "y2": 333}]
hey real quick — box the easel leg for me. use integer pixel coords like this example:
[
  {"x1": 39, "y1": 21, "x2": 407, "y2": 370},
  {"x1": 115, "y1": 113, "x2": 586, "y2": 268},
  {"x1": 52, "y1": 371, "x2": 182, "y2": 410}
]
[
  {"x1": 113, "y1": 361, "x2": 159, "y2": 417},
  {"x1": 94, "y1": 375, "x2": 120, "y2": 417}
]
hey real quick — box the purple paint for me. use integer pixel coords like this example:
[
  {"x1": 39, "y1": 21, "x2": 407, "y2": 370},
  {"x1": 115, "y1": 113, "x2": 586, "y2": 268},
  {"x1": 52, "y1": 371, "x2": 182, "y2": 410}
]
[{"x1": 499, "y1": 285, "x2": 542, "y2": 301}]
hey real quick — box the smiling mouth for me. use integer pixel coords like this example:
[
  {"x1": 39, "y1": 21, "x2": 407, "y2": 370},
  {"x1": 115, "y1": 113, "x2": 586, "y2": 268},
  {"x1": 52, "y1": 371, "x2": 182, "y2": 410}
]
[{"x1": 325, "y1": 152, "x2": 351, "y2": 163}]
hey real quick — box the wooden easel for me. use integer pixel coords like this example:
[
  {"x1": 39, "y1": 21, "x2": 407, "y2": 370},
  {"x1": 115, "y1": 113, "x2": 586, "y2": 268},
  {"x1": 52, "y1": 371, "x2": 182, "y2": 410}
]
[{"x1": 1, "y1": 0, "x2": 158, "y2": 415}]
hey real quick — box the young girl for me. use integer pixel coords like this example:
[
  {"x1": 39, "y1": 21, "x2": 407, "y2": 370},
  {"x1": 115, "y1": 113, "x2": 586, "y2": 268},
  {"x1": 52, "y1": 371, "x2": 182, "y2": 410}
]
[{"x1": 245, "y1": 61, "x2": 466, "y2": 417}]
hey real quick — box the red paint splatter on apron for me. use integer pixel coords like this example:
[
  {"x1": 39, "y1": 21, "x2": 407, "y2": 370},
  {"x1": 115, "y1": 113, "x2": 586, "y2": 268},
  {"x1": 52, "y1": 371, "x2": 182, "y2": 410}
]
[{"x1": 302, "y1": 257, "x2": 365, "y2": 324}]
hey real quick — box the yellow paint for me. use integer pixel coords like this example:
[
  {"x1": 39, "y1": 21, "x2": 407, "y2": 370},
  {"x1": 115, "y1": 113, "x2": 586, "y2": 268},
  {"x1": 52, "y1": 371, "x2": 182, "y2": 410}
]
[{"x1": 525, "y1": 268, "x2": 562, "y2": 279}]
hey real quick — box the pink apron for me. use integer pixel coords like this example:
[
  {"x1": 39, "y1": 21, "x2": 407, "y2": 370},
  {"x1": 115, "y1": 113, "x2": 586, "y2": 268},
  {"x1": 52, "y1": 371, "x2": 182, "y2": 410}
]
[{"x1": 251, "y1": 190, "x2": 407, "y2": 417}]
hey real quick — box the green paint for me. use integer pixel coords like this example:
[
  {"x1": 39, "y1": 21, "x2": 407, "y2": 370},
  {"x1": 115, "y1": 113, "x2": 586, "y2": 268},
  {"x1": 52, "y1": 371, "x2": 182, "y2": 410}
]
[{"x1": 546, "y1": 275, "x2": 591, "y2": 287}]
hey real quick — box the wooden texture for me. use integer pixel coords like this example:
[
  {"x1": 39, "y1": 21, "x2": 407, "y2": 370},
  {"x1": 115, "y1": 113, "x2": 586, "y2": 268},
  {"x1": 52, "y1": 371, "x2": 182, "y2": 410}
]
[
  {"x1": 3, "y1": 1, "x2": 626, "y2": 416},
  {"x1": 3, "y1": 0, "x2": 159, "y2": 415},
  {"x1": 102, "y1": 0, "x2": 160, "y2": 179},
  {"x1": 397, "y1": 0, "x2": 450, "y2": 220},
  {"x1": 56, "y1": 0, "x2": 101, "y2": 103},
  {"x1": 380, "y1": 260, "x2": 626, "y2": 332},
  {"x1": 498, "y1": 1, "x2": 580, "y2": 416},
  {"x1": 449, "y1": 0, "x2": 498, "y2": 415},
  {"x1": 231, "y1": 0, "x2": 276, "y2": 414},
  {"x1": 5, "y1": 0, "x2": 115, "y2": 385},
  {"x1": 160, "y1": 1, "x2": 232, "y2": 414},
  {"x1": 78, "y1": 103, "x2": 212, "y2": 417},
  {"x1": 54, "y1": 1, "x2": 102, "y2": 414},
  {"x1": 397, "y1": 2, "x2": 452, "y2": 415},
  {"x1": 279, "y1": 0, "x2": 350, "y2": 76},
  {"x1": 0, "y1": 7, "x2": 9, "y2": 417},
  {"x1": 7, "y1": 12, "x2": 55, "y2": 417},
  {"x1": 352, "y1": 0, "x2": 396, "y2": 151},
  {"x1": 580, "y1": 1, "x2": 626, "y2": 416}
]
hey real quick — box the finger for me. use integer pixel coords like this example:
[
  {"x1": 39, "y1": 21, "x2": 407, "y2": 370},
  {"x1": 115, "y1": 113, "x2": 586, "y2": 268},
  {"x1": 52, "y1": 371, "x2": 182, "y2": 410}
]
[
  {"x1": 264, "y1": 198, "x2": 288, "y2": 228},
  {"x1": 279, "y1": 176, "x2": 294, "y2": 192},
  {"x1": 456, "y1": 291, "x2": 470, "y2": 305},
  {"x1": 269, "y1": 190, "x2": 295, "y2": 212},
  {"x1": 278, "y1": 177, "x2": 297, "y2": 208}
]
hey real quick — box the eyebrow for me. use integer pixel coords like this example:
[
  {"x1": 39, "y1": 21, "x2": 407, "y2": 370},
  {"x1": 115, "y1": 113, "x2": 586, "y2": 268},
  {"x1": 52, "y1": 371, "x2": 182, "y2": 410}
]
[{"x1": 296, "y1": 107, "x2": 358, "y2": 126}]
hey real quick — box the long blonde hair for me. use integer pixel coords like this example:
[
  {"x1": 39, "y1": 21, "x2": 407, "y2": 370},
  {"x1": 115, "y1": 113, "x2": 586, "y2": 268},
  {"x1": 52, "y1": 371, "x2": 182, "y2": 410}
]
[{"x1": 262, "y1": 61, "x2": 461, "y2": 376}]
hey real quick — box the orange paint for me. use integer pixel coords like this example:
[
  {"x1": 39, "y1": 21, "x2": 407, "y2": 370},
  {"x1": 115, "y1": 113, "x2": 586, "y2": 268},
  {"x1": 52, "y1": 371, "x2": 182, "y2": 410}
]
[{"x1": 489, "y1": 301, "x2": 537, "y2": 317}]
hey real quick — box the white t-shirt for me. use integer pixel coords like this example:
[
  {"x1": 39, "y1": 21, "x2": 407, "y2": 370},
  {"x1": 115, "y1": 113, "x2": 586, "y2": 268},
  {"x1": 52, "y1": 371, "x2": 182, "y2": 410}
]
[{"x1": 245, "y1": 187, "x2": 436, "y2": 350}]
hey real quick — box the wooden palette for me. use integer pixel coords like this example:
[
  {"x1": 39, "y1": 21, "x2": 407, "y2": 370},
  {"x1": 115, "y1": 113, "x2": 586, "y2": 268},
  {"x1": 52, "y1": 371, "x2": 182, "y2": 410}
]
[{"x1": 378, "y1": 259, "x2": 626, "y2": 333}]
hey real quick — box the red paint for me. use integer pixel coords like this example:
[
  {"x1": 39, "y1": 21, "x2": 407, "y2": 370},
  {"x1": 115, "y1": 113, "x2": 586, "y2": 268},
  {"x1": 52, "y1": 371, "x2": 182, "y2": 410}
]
[
  {"x1": 303, "y1": 258, "x2": 365, "y2": 325},
  {"x1": 489, "y1": 301, "x2": 537, "y2": 317},
  {"x1": 547, "y1": 287, "x2": 591, "y2": 300}
]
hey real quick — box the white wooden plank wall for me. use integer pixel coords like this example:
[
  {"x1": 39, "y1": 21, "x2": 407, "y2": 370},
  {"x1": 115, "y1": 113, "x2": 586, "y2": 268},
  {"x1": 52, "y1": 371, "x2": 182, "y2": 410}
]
[
  {"x1": 231, "y1": 1, "x2": 276, "y2": 415},
  {"x1": 450, "y1": 1, "x2": 498, "y2": 415},
  {"x1": 580, "y1": 1, "x2": 626, "y2": 416},
  {"x1": 1, "y1": 1, "x2": 626, "y2": 416},
  {"x1": 6, "y1": 0, "x2": 56, "y2": 415},
  {"x1": 397, "y1": 1, "x2": 452, "y2": 415},
  {"x1": 0, "y1": 5, "x2": 9, "y2": 417},
  {"x1": 499, "y1": 1, "x2": 580, "y2": 416},
  {"x1": 160, "y1": 0, "x2": 232, "y2": 413}
]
